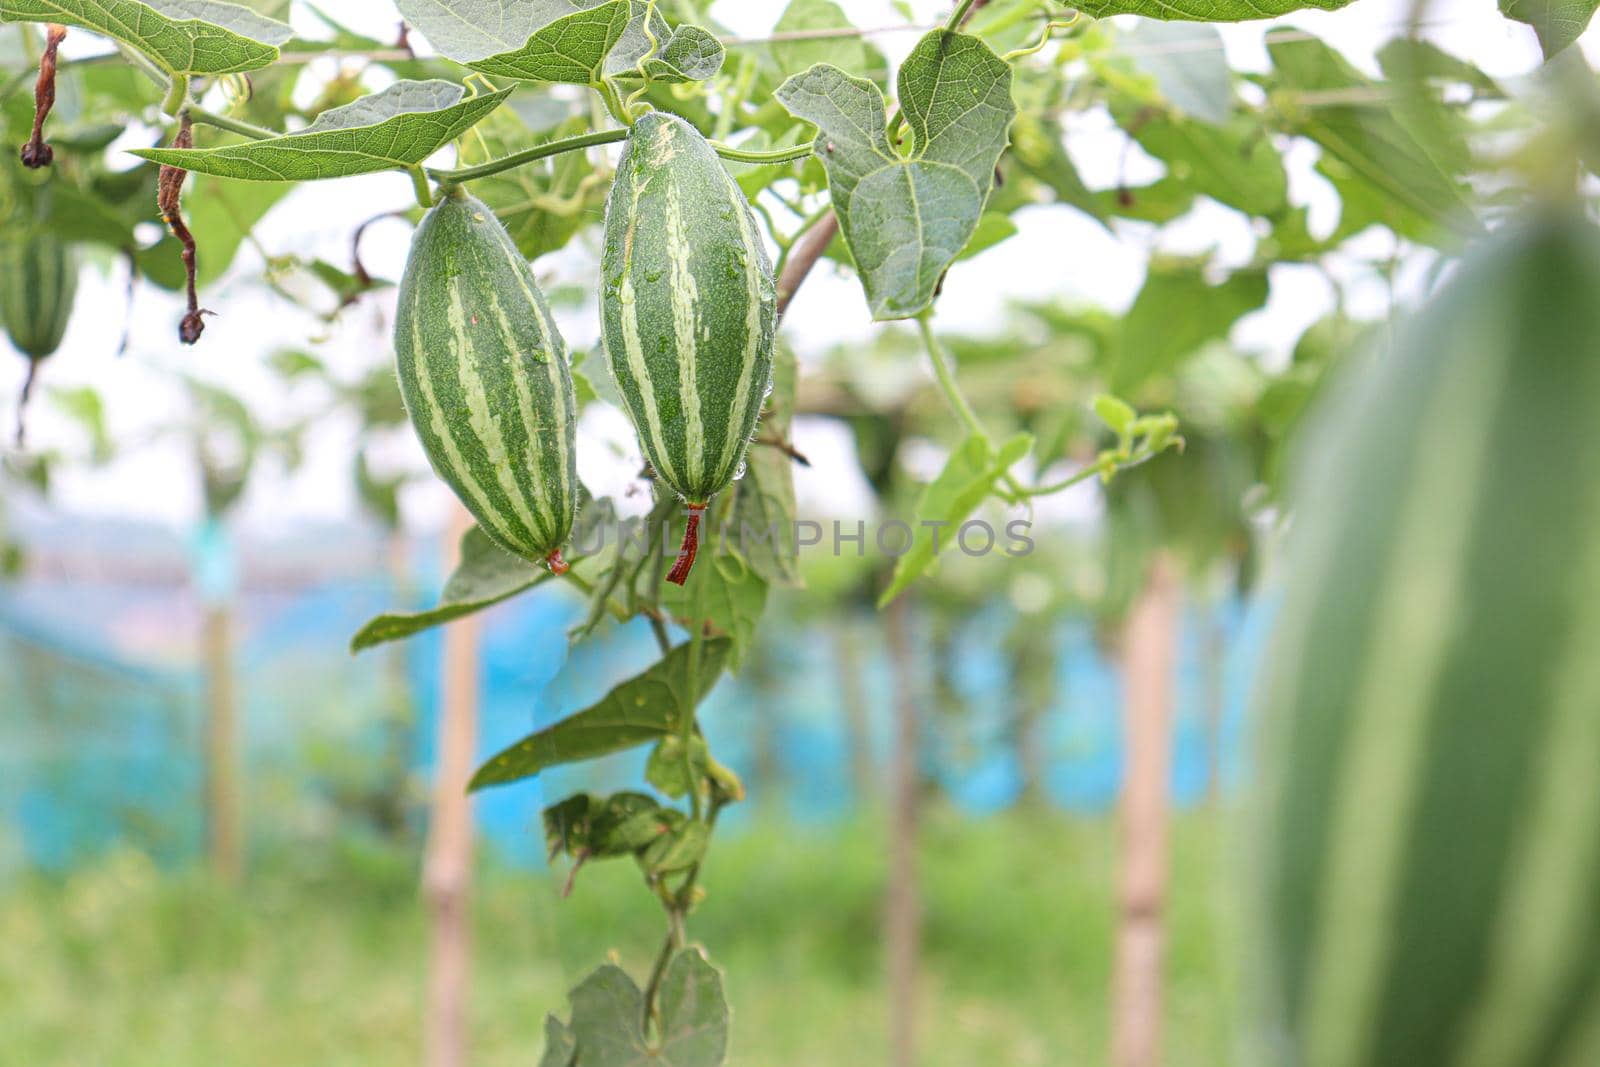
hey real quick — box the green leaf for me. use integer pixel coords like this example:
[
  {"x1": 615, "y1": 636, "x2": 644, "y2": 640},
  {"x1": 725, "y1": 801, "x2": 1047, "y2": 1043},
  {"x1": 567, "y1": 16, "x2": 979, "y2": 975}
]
[
  {"x1": 775, "y1": 29, "x2": 1016, "y2": 320},
  {"x1": 469, "y1": 638, "x2": 733, "y2": 790},
  {"x1": 131, "y1": 80, "x2": 513, "y2": 181},
  {"x1": 0, "y1": 0, "x2": 291, "y2": 74},
  {"x1": 349, "y1": 524, "x2": 550, "y2": 652},
  {"x1": 644, "y1": 735, "x2": 707, "y2": 799},
  {"x1": 878, "y1": 432, "x2": 1032, "y2": 607},
  {"x1": 565, "y1": 950, "x2": 729, "y2": 1067},
  {"x1": 538, "y1": 1015, "x2": 577, "y2": 1067},
  {"x1": 636, "y1": 22, "x2": 724, "y2": 82},
  {"x1": 1123, "y1": 22, "x2": 1232, "y2": 125},
  {"x1": 542, "y1": 791, "x2": 671, "y2": 860},
  {"x1": 1500, "y1": 0, "x2": 1598, "y2": 57},
  {"x1": 460, "y1": 2, "x2": 632, "y2": 84},
  {"x1": 1113, "y1": 264, "x2": 1267, "y2": 393},
  {"x1": 1007, "y1": 113, "x2": 1109, "y2": 227},
  {"x1": 398, "y1": 0, "x2": 722, "y2": 84},
  {"x1": 49, "y1": 386, "x2": 109, "y2": 458},
  {"x1": 1124, "y1": 110, "x2": 1287, "y2": 218},
  {"x1": 661, "y1": 551, "x2": 768, "y2": 669},
  {"x1": 1093, "y1": 394, "x2": 1137, "y2": 436},
  {"x1": 1096, "y1": 178, "x2": 1195, "y2": 223},
  {"x1": 1268, "y1": 36, "x2": 1474, "y2": 242},
  {"x1": 1075, "y1": 0, "x2": 1353, "y2": 20},
  {"x1": 640, "y1": 818, "x2": 708, "y2": 875},
  {"x1": 770, "y1": 0, "x2": 888, "y2": 83},
  {"x1": 729, "y1": 342, "x2": 800, "y2": 584}
]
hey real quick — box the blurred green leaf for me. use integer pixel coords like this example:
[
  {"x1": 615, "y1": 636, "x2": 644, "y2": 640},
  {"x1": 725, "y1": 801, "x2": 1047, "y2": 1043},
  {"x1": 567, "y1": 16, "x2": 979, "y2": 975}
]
[
  {"x1": 1269, "y1": 35, "x2": 1474, "y2": 242},
  {"x1": 1096, "y1": 178, "x2": 1196, "y2": 224},
  {"x1": 1126, "y1": 110, "x2": 1288, "y2": 217},
  {"x1": 1500, "y1": 0, "x2": 1598, "y2": 57},
  {"x1": 730, "y1": 341, "x2": 799, "y2": 584},
  {"x1": 661, "y1": 550, "x2": 768, "y2": 669},
  {"x1": 770, "y1": 0, "x2": 887, "y2": 84},
  {"x1": 538, "y1": 1016, "x2": 577, "y2": 1067},
  {"x1": 562, "y1": 950, "x2": 728, "y2": 1067},
  {"x1": 1124, "y1": 22, "x2": 1232, "y2": 124},
  {"x1": 1113, "y1": 265, "x2": 1267, "y2": 393},
  {"x1": 879, "y1": 432, "x2": 1032, "y2": 607}
]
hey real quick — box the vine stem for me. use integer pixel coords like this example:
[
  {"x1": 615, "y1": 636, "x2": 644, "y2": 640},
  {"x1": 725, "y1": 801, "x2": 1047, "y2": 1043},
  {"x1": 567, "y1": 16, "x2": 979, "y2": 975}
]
[
  {"x1": 916, "y1": 312, "x2": 987, "y2": 439},
  {"x1": 1021, "y1": 451, "x2": 1143, "y2": 498},
  {"x1": 161, "y1": 75, "x2": 187, "y2": 117},
  {"x1": 682, "y1": 614, "x2": 706, "y2": 823},
  {"x1": 188, "y1": 106, "x2": 276, "y2": 140},
  {"x1": 179, "y1": 111, "x2": 810, "y2": 186},
  {"x1": 947, "y1": 0, "x2": 980, "y2": 30},
  {"x1": 917, "y1": 311, "x2": 1033, "y2": 501}
]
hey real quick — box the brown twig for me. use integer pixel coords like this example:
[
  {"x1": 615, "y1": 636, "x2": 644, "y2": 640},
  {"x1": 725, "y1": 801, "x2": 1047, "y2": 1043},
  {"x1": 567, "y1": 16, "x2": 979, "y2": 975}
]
[
  {"x1": 776, "y1": 210, "x2": 839, "y2": 319},
  {"x1": 756, "y1": 433, "x2": 811, "y2": 466},
  {"x1": 14, "y1": 359, "x2": 39, "y2": 448},
  {"x1": 20, "y1": 24, "x2": 66, "y2": 168},
  {"x1": 158, "y1": 114, "x2": 210, "y2": 344}
]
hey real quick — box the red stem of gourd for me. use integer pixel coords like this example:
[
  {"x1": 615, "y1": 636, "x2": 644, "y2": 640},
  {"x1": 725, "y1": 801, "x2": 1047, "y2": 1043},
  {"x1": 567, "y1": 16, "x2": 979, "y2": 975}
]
[
  {"x1": 545, "y1": 548, "x2": 569, "y2": 576},
  {"x1": 665, "y1": 504, "x2": 707, "y2": 586}
]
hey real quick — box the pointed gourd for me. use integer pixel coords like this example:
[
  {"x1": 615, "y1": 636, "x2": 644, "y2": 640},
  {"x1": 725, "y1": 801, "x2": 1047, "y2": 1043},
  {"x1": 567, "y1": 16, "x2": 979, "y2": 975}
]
[
  {"x1": 599, "y1": 111, "x2": 777, "y2": 584},
  {"x1": 394, "y1": 189, "x2": 578, "y2": 572},
  {"x1": 1254, "y1": 212, "x2": 1600, "y2": 1067}
]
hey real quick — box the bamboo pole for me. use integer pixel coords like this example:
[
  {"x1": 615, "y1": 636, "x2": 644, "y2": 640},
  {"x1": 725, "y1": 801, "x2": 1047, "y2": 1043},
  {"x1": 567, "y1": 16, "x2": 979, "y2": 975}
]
[
  {"x1": 884, "y1": 596, "x2": 921, "y2": 1067},
  {"x1": 201, "y1": 600, "x2": 241, "y2": 881},
  {"x1": 423, "y1": 507, "x2": 480, "y2": 1067},
  {"x1": 1111, "y1": 553, "x2": 1181, "y2": 1067}
]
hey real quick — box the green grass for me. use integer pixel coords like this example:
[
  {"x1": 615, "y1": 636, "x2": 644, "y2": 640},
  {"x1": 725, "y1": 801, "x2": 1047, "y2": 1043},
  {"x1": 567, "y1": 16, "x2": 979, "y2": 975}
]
[{"x1": 0, "y1": 808, "x2": 1240, "y2": 1067}]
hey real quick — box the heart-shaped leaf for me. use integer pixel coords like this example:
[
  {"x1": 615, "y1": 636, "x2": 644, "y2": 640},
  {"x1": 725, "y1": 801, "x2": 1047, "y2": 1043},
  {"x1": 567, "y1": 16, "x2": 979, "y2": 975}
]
[
  {"x1": 469, "y1": 637, "x2": 732, "y2": 790},
  {"x1": 776, "y1": 29, "x2": 1015, "y2": 319},
  {"x1": 454, "y1": 1, "x2": 632, "y2": 84},
  {"x1": 559, "y1": 950, "x2": 729, "y2": 1067},
  {"x1": 0, "y1": 0, "x2": 292, "y2": 75},
  {"x1": 397, "y1": 0, "x2": 723, "y2": 85},
  {"x1": 1499, "y1": 0, "x2": 1598, "y2": 56},
  {"x1": 131, "y1": 80, "x2": 512, "y2": 180}
]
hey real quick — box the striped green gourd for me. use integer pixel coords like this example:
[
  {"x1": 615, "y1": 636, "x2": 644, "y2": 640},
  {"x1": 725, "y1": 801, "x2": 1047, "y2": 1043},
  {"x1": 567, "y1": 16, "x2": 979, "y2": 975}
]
[
  {"x1": 1253, "y1": 212, "x2": 1600, "y2": 1067},
  {"x1": 600, "y1": 111, "x2": 776, "y2": 584},
  {"x1": 3, "y1": 233, "x2": 78, "y2": 445},
  {"x1": 1, "y1": 233, "x2": 77, "y2": 359},
  {"x1": 394, "y1": 189, "x2": 577, "y2": 573}
]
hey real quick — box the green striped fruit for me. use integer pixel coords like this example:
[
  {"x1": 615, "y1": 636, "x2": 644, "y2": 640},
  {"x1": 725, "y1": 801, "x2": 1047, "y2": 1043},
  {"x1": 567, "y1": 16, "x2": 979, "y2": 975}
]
[
  {"x1": 1254, "y1": 213, "x2": 1600, "y2": 1067},
  {"x1": 1, "y1": 234, "x2": 78, "y2": 359},
  {"x1": 600, "y1": 111, "x2": 776, "y2": 583},
  {"x1": 394, "y1": 189, "x2": 577, "y2": 572}
]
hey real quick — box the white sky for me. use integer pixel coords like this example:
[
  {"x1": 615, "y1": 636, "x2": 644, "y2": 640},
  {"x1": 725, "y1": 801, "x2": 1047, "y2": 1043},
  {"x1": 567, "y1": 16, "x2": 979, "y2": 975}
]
[{"x1": 3, "y1": 0, "x2": 1590, "y2": 537}]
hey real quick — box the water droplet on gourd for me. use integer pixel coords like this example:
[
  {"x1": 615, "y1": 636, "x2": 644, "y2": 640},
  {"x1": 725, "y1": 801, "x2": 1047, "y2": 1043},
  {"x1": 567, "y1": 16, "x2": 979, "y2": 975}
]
[{"x1": 732, "y1": 460, "x2": 747, "y2": 481}]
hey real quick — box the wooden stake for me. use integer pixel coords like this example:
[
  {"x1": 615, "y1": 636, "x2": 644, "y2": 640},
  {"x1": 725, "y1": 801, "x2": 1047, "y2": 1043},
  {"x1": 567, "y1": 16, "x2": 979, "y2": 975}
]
[
  {"x1": 884, "y1": 596, "x2": 921, "y2": 1067},
  {"x1": 1111, "y1": 553, "x2": 1181, "y2": 1067},
  {"x1": 423, "y1": 506, "x2": 480, "y2": 1067}
]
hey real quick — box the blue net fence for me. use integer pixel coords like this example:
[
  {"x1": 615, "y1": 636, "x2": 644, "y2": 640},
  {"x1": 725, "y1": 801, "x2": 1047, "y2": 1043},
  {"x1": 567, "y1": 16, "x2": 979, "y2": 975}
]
[{"x1": 0, "y1": 519, "x2": 1273, "y2": 880}]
